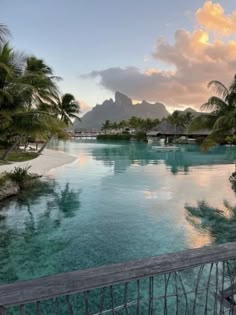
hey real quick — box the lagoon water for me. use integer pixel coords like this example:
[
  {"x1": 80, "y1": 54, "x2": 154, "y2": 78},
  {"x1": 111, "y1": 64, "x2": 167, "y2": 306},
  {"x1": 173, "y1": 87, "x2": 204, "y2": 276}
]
[{"x1": 0, "y1": 140, "x2": 235, "y2": 284}]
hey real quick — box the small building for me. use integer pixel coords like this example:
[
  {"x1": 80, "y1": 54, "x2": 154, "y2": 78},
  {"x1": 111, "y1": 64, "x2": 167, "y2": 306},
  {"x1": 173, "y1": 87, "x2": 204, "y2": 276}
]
[{"x1": 146, "y1": 121, "x2": 210, "y2": 143}]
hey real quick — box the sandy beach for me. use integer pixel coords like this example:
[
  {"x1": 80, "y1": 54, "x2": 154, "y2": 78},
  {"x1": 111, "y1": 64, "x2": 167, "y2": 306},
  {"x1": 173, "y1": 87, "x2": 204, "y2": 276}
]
[{"x1": 0, "y1": 149, "x2": 77, "y2": 176}]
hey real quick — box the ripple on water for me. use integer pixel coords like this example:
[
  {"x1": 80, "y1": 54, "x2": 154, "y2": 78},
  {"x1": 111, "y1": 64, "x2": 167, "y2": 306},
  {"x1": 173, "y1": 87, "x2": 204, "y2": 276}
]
[{"x1": 0, "y1": 141, "x2": 235, "y2": 283}]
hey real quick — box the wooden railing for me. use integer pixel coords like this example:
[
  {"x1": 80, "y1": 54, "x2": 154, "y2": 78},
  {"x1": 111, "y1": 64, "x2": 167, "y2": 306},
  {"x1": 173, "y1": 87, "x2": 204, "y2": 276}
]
[{"x1": 1, "y1": 242, "x2": 236, "y2": 314}]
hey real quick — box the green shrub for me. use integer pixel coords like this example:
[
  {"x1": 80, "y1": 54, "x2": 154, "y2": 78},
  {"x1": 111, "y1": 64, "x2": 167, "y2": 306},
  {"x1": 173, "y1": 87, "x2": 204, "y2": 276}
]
[
  {"x1": 226, "y1": 135, "x2": 236, "y2": 145},
  {"x1": 134, "y1": 132, "x2": 147, "y2": 141},
  {"x1": 7, "y1": 166, "x2": 40, "y2": 189}
]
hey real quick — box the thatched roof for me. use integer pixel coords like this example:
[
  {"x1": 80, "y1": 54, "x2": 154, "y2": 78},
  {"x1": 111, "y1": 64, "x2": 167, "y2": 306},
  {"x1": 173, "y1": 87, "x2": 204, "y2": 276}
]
[
  {"x1": 147, "y1": 121, "x2": 210, "y2": 136},
  {"x1": 150, "y1": 120, "x2": 185, "y2": 135}
]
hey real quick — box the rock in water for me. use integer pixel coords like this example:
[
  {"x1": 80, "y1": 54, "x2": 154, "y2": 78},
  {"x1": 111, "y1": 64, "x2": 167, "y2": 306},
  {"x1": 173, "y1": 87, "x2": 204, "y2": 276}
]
[{"x1": 0, "y1": 180, "x2": 19, "y2": 201}]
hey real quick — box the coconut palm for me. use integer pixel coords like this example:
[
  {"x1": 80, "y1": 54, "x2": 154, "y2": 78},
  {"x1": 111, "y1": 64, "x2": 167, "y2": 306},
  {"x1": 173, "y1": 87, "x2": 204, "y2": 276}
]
[
  {"x1": 190, "y1": 77, "x2": 236, "y2": 143},
  {"x1": 128, "y1": 116, "x2": 143, "y2": 130},
  {"x1": 101, "y1": 120, "x2": 112, "y2": 133},
  {"x1": 0, "y1": 43, "x2": 26, "y2": 108},
  {"x1": 55, "y1": 93, "x2": 80, "y2": 125},
  {"x1": 0, "y1": 24, "x2": 10, "y2": 43},
  {"x1": 0, "y1": 44, "x2": 65, "y2": 159},
  {"x1": 167, "y1": 111, "x2": 187, "y2": 137},
  {"x1": 0, "y1": 24, "x2": 77, "y2": 161}
]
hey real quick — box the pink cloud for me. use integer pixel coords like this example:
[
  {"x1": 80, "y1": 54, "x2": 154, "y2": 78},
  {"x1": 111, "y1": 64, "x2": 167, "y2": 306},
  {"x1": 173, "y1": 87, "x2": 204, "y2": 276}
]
[
  {"x1": 84, "y1": 2, "x2": 236, "y2": 109},
  {"x1": 196, "y1": 1, "x2": 236, "y2": 36}
]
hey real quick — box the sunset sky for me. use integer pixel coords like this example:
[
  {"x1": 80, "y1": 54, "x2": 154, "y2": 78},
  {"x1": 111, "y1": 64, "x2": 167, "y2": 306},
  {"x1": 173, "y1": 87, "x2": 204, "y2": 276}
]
[{"x1": 1, "y1": 0, "x2": 236, "y2": 114}]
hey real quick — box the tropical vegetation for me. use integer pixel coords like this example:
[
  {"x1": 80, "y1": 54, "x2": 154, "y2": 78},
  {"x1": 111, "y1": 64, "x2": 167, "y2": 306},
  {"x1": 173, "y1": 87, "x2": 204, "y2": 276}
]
[
  {"x1": 0, "y1": 24, "x2": 80, "y2": 162},
  {"x1": 167, "y1": 111, "x2": 193, "y2": 137},
  {"x1": 190, "y1": 77, "x2": 236, "y2": 147},
  {"x1": 101, "y1": 117, "x2": 160, "y2": 133},
  {"x1": 100, "y1": 112, "x2": 194, "y2": 142}
]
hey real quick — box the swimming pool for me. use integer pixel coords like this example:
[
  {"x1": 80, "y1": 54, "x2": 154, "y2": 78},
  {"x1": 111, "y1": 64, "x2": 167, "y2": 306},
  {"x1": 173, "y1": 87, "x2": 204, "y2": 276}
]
[{"x1": 0, "y1": 141, "x2": 235, "y2": 284}]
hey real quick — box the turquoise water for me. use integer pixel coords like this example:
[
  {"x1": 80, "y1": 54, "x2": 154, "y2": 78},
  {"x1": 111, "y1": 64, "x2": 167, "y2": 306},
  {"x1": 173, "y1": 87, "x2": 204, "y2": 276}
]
[{"x1": 0, "y1": 141, "x2": 236, "y2": 285}]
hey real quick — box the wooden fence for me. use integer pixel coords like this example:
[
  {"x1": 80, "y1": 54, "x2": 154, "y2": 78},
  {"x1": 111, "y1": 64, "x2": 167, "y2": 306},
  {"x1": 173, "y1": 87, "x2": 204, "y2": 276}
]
[{"x1": 1, "y1": 242, "x2": 236, "y2": 314}]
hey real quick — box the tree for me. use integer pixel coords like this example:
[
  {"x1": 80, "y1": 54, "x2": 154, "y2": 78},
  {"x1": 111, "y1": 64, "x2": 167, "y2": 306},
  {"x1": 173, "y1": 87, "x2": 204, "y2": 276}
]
[
  {"x1": 128, "y1": 116, "x2": 143, "y2": 130},
  {"x1": 190, "y1": 77, "x2": 236, "y2": 147},
  {"x1": 0, "y1": 40, "x2": 65, "y2": 159},
  {"x1": 0, "y1": 24, "x2": 10, "y2": 43},
  {"x1": 184, "y1": 112, "x2": 193, "y2": 125},
  {"x1": 55, "y1": 93, "x2": 80, "y2": 125},
  {"x1": 141, "y1": 118, "x2": 160, "y2": 132},
  {"x1": 167, "y1": 111, "x2": 187, "y2": 137},
  {"x1": 101, "y1": 120, "x2": 112, "y2": 134}
]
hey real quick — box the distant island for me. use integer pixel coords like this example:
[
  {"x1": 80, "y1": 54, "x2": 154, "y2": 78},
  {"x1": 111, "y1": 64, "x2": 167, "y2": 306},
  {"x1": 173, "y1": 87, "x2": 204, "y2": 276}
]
[{"x1": 74, "y1": 92, "x2": 170, "y2": 131}]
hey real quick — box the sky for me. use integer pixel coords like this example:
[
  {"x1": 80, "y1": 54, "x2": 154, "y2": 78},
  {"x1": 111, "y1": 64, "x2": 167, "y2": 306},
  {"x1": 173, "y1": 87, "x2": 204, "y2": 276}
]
[{"x1": 1, "y1": 0, "x2": 236, "y2": 114}]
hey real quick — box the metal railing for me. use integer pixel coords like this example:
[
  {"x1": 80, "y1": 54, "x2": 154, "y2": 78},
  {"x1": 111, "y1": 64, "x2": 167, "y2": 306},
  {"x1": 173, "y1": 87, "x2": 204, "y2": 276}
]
[{"x1": 1, "y1": 242, "x2": 236, "y2": 314}]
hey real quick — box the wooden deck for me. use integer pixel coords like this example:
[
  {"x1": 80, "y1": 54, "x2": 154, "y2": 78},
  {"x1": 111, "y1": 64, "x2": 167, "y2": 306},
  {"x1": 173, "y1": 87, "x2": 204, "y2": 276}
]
[{"x1": 1, "y1": 242, "x2": 236, "y2": 314}]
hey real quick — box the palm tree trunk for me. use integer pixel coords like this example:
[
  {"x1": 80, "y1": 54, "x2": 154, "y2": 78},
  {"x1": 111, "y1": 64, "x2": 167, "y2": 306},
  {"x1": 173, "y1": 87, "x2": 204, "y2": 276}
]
[
  {"x1": 37, "y1": 141, "x2": 48, "y2": 154},
  {"x1": 24, "y1": 139, "x2": 29, "y2": 152},
  {"x1": 1, "y1": 137, "x2": 20, "y2": 161},
  {"x1": 37, "y1": 136, "x2": 52, "y2": 154}
]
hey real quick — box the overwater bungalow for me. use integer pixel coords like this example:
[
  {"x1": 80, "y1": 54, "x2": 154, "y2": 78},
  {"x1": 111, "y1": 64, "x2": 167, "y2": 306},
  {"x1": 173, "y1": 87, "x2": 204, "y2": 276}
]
[{"x1": 146, "y1": 120, "x2": 210, "y2": 143}]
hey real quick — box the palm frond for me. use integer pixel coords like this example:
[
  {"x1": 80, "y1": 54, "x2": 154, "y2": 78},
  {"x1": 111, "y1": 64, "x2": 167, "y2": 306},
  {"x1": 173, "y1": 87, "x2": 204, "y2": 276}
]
[
  {"x1": 0, "y1": 88, "x2": 14, "y2": 104},
  {"x1": 229, "y1": 74, "x2": 236, "y2": 93},
  {"x1": 208, "y1": 80, "x2": 229, "y2": 99},
  {"x1": 0, "y1": 24, "x2": 10, "y2": 42},
  {"x1": 213, "y1": 113, "x2": 236, "y2": 132},
  {"x1": 201, "y1": 96, "x2": 228, "y2": 112},
  {"x1": 189, "y1": 114, "x2": 216, "y2": 131}
]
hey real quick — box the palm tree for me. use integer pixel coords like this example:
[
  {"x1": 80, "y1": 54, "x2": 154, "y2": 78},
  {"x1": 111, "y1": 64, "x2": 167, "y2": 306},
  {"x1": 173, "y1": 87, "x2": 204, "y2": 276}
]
[
  {"x1": 0, "y1": 44, "x2": 65, "y2": 159},
  {"x1": 101, "y1": 120, "x2": 111, "y2": 134},
  {"x1": 167, "y1": 111, "x2": 186, "y2": 137},
  {"x1": 141, "y1": 118, "x2": 160, "y2": 132},
  {"x1": 190, "y1": 77, "x2": 236, "y2": 145},
  {"x1": 0, "y1": 24, "x2": 78, "y2": 160},
  {"x1": 184, "y1": 112, "x2": 193, "y2": 125},
  {"x1": 0, "y1": 43, "x2": 25, "y2": 106},
  {"x1": 0, "y1": 24, "x2": 10, "y2": 43},
  {"x1": 128, "y1": 116, "x2": 142, "y2": 130},
  {"x1": 55, "y1": 93, "x2": 80, "y2": 125}
]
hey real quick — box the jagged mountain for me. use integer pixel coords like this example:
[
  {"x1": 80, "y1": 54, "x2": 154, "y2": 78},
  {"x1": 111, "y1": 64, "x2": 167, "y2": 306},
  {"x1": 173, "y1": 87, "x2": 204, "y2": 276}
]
[{"x1": 74, "y1": 92, "x2": 170, "y2": 130}]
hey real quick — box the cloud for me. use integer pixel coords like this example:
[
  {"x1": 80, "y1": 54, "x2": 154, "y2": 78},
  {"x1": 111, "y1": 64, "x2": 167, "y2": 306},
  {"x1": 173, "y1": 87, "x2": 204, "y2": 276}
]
[
  {"x1": 196, "y1": 1, "x2": 236, "y2": 36},
  {"x1": 79, "y1": 100, "x2": 91, "y2": 115},
  {"x1": 83, "y1": 2, "x2": 236, "y2": 109}
]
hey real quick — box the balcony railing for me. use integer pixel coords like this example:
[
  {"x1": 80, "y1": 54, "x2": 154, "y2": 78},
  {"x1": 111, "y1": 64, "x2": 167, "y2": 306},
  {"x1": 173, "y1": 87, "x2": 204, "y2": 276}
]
[{"x1": 1, "y1": 242, "x2": 236, "y2": 314}]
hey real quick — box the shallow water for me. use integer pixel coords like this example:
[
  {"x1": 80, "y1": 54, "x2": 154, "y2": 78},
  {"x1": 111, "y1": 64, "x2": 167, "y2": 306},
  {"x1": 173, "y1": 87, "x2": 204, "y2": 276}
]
[{"x1": 0, "y1": 140, "x2": 235, "y2": 284}]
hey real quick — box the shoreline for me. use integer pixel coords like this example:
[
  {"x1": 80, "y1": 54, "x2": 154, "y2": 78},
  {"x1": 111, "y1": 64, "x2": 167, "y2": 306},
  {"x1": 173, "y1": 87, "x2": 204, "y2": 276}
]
[{"x1": 0, "y1": 149, "x2": 77, "y2": 176}]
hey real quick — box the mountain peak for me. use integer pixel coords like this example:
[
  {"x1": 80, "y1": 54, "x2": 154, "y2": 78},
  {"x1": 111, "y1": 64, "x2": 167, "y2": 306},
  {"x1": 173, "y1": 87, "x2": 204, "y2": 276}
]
[
  {"x1": 115, "y1": 91, "x2": 132, "y2": 106},
  {"x1": 74, "y1": 93, "x2": 169, "y2": 131}
]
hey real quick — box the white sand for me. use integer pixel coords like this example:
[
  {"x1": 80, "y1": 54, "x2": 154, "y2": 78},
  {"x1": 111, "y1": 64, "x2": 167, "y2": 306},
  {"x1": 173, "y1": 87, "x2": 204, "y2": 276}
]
[{"x1": 0, "y1": 149, "x2": 77, "y2": 176}]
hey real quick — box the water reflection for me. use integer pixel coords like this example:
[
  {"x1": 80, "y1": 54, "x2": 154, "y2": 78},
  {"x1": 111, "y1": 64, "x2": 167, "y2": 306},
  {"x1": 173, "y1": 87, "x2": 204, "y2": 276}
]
[
  {"x1": 1, "y1": 140, "x2": 235, "y2": 285},
  {"x1": 90, "y1": 142, "x2": 236, "y2": 175},
  {"x1": 186, "y1": 200, "x2": 236, "y2": 244},
  {"x1": 185, "y1": 168, "x2": 236, "y2": 246},
  {"x1": 0, "y1": 181, "x2": 81, "y2": 283}
]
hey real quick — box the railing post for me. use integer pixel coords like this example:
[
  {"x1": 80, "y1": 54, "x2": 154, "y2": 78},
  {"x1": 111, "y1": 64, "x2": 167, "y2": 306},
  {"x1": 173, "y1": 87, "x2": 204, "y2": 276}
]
[{"x1": 0, "y1": 306, "x2": 6, "y2": 315}]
